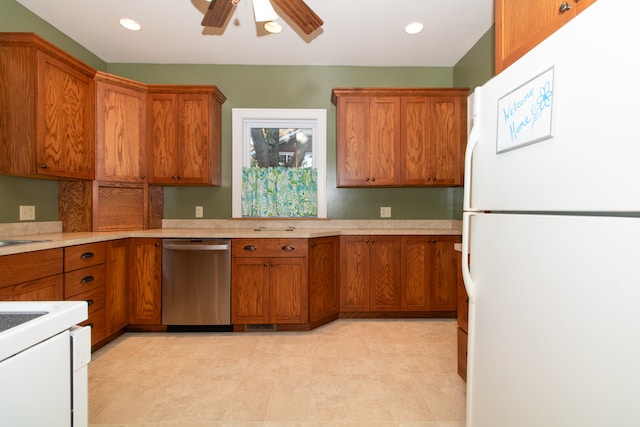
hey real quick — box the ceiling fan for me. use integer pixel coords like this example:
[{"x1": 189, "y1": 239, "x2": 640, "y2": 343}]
[{"x1": 201, "y1": 0, "x2": 323, "y2": 35}]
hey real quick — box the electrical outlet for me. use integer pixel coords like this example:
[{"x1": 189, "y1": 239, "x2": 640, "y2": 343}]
[
  {"x1": 19, "y1": 205, "x2": 35, "y2": 221},
  {"x1": 195, "y1": 206, "x2": 204, "y2": 218},
  {"x1": 380, "y1": 206, "x2": 391, "y2": 218}
]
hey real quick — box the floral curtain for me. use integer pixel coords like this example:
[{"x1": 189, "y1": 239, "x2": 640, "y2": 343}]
[{"x1": 241, "y1": 167, "x2": 318, "y2": 217}]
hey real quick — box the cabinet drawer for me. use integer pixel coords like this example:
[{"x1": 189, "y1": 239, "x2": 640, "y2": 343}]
[
  {"x1": 232, "y1": 239, "x2": 308, "y2": 258},
  {"x1": 0, "y1": 248, "x2": 63, "y2": 289},
  {"x1": 64, "y1": 264, "x2": 106, "y2": 298},
  {"x1": 66, "y1": 285, "x2": 106, "y2": 314},
  {"x1": 64, "y1": 242, "x2": 106, "y2": 271},
  {"x1": 81, "y1": 308, "x2": 106, "y2": 346}
]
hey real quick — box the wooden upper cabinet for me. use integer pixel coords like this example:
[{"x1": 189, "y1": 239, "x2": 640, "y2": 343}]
[
  {"x1": 95, "y1": 71, "x2": 147, "y2": 183},
  {"x1": 495, "y1": 0, "x2": 597, "y2": 73},
  {"x1": 332, "y1": 88, "x2": 467, "y2": 187},
  {"x1": 147, "y1": 85, "x2": 226, "y2": 185},
  {"x1": 401, "y1": 95, "x2": 467, "y2": 186},
  {"x1": 0, "y1": 33, "x2": 96, "y2": 180},
  {"x1": 333, "y1": 93, "x2": 400, "y2": 186}
]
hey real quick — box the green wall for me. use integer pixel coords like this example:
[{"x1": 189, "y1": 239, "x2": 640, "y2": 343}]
[{"x1": 0, "y1": 0, "x2": 495, "y2": 223}]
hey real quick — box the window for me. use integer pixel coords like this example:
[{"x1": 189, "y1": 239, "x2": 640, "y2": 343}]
[{"x1": 232, "y1": 108, "x2": 327, "y2": 218}]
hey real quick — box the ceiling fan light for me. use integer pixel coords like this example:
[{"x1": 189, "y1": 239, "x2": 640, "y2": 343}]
[
  {"x1": 404, "y1": 22, "x2": 424, "y2": 35},
  {"x1": 253, "y1": 0, "x2": 279, "y2": 22},
  {"x1": 264, "y1": 21, "x2": 283, "y2": 34},
  {"x1": 119, "y1": 18, "x2": 142, "y2": 31}
]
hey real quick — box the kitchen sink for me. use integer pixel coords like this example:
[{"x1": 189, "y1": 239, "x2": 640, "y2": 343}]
[{"x1": 0, "y1": 239, "x2": 50, "y2": 247}]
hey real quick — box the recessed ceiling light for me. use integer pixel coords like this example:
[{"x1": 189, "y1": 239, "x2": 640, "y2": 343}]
[
  {"x1": 264, "y1": 21, "x2": 283, "y2": 34},
  {"x1": 119, "y1": 18, "x2": 142, "y2": 31},
  {"x1": 404, "y1": 22, "x2": 424, "y2": 35}
]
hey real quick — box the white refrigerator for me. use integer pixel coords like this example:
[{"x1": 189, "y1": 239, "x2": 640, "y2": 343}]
[{"x1": 462, "y1": 1, "x2": 640, "y2": 426}]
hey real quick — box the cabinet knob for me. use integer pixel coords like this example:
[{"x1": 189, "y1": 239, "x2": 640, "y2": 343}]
[
  {"x1": 371, "y1": 177, "x2": 376, "y2": 182},
  {"x1": 86, "y1": 299, "x2": 94, "y2": 306},
  {"x1": 177, "y1": 176, "x2": 183, "y2": 180},
  {"x1": 371, "y1": 239, "x2": 376, "y2": 244},
  {"x1": 40, "y1": 163, "x2": 47, "y2": 169},
  {"x1": 172, "y1": 175, "x2": 177, "y2": 180},
  {"x1": 270, "y1": 261, "x2": 275, "y2": 267},
  {"x1": 559, "y1": 2, "x2": 572, "y2": 12},
  {"x1": 263, "y1": 262, "x2": 268, "y2": 267},
  {"x1": 365, "y1": 177, "x2": 370, "y2": 182},
  {"x1": 155, "y1": 242, "x2": 160, "y2": 247},
  {"x1": 140, "y1": 175, "x2": 146, "y2": 180}
]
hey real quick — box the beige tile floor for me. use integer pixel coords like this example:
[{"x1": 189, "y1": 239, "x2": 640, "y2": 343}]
[{"x1": 89, "y1": 318, "x2": 466, "y2": 427}]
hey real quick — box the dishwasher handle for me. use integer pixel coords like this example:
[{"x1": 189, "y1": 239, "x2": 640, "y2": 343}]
[{"x1": 163, "y1": 241, "x2": 230, "y2": 251}]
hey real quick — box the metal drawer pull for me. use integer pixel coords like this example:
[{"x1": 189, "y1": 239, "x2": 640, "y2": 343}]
[
  {"x1": 86, "y1": 299, "x2": 94, "y2": 306},
  {"x1": 243, "y1": 245, "x2": 257, "y2": 251},
  {"x1": 81, "y1": 276, "x2": 94, "y2": 284},
  {"x1": 281, "y1": 245, "x2": 295, "y2": 251},
  {"x1": 559, "y1": 2, "x2": 572, "y2": 13},
  {"x1": 80, "y1": 252, "x2": 94, "y2": 259}
]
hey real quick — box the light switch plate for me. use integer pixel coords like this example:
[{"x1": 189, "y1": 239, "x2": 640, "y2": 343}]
[{"x1": 195, "y1": 206, "x2": 204, "y2": 218}]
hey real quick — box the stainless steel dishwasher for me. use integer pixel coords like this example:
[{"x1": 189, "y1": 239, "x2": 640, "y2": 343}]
[{"x1": 162, "y1": 239, "x2": 231, "y2": 329}]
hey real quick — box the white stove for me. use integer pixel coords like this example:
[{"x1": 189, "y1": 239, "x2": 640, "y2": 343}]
[{"x1": 0, "y1": 301, "x2": 91, "y2": 427}]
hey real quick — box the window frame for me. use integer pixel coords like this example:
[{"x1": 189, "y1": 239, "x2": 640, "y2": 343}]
[{"x1": 231, "y1": 108, "x2": 327, "y2": 218}]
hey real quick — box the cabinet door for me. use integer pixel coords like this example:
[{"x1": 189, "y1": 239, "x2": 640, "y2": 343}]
[
  {"x1": 430, "y1": 237, "x2": 459, "y2": 312},
  {"x1": 495, "y1": 0, "x2": 596, "y2": 73},
  {"x1": 369, "y1": 235, "x2": 401, "y2": 311},
  {"x1": 309, "y1": 236, "x2": 339, "y2": 322},
  {"x1": 400, "y1": 97, "x2": 430, "y2": 185},
  {"x1": 270, "y1": 257, "x2": 308, "y2": 323},
  {"x1": 106, "y1": 239, "x2": 129, "y2": 335},
  {"x1": 336, "y1": 96, "x2": 370, "y2": 186},
  {"x1": 339, "y1": 236, "x2": 370, "y2": 311},
  {"x1": 129, "y1": 238, "x2": 162, "y2": 324},
  {"x1": 430, "y1": 96, "x2": 465, "y2": 185},
  {"x1": 368, "y1": 97, "x2": 401, "y2": 186},
  {"x1": 400, "y1": 236, "x2": 432, "y2": 311},
  {"x1": 36, "y1": 51, "x2": 95, "y2": 179},
  {"x1": 147, "y1": 93, "x2": 178, "y2": 184},
  {"x1": 96, "y1": 75, "x2": 147, "y2": 182},
  {"x1": 178, "y1": 94, "x2": 211, "y2": 184},
  {"x1": 232, "y1": 257, "x2": 271, "y2": 324}
]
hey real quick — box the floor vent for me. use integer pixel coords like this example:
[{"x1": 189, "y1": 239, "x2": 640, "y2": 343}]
[{"x1": 245, "y1": 324, "x2": 277, "y2": 332}]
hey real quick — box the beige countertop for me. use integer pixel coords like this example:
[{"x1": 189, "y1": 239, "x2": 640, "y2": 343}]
[{"x1": 0, "y1": 219, "x2": 462, "y2": 256}]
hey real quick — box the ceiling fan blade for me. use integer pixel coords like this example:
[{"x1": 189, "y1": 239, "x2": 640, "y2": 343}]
[
  {"x1": 201, "y1": 0, "x2": 238, "y2": 28},
  {"x1": 270, "y1": 0, "x2": 323, "y2": 35}
]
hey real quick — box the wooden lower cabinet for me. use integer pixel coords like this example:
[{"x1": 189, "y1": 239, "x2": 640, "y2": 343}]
[
  {"x1": 105, "y1": 239, "x2": 130, "y2": 335},
  {"x1": 309, "y1": 236, "x2": 339, "y2": 324},
  {"x1": 340, "y1": 235, "x2": 401, "y2": 312},
  {"x1": 232, "y1": 238, "x2": 338, "y2": 329},
  {"x1": 63, "y1": 242, "x2": 107, "y2": 346},
  {"x1": 129, "y1": 238, "x2": 162, "y2": 325},
  {"x1": 401, "y1": 235, "x2": 460, "y2": 313},
  {"x1": 0, "y1": 248, "x2": 63, "y2": 300},
  {"x1": 457, "y1": 250, "x2": 469, "y2": 381},
  {"x1": 233, "y1": 256, "x2": 310, "y2": 324}
]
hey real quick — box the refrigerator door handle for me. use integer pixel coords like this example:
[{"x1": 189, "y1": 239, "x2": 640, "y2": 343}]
[
  {"x1": 462, "y1": 211, "x2": 475, "y2": 303},
  {"x1": 464, "y1": 87, "x2": 481, "y2": 212}
]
